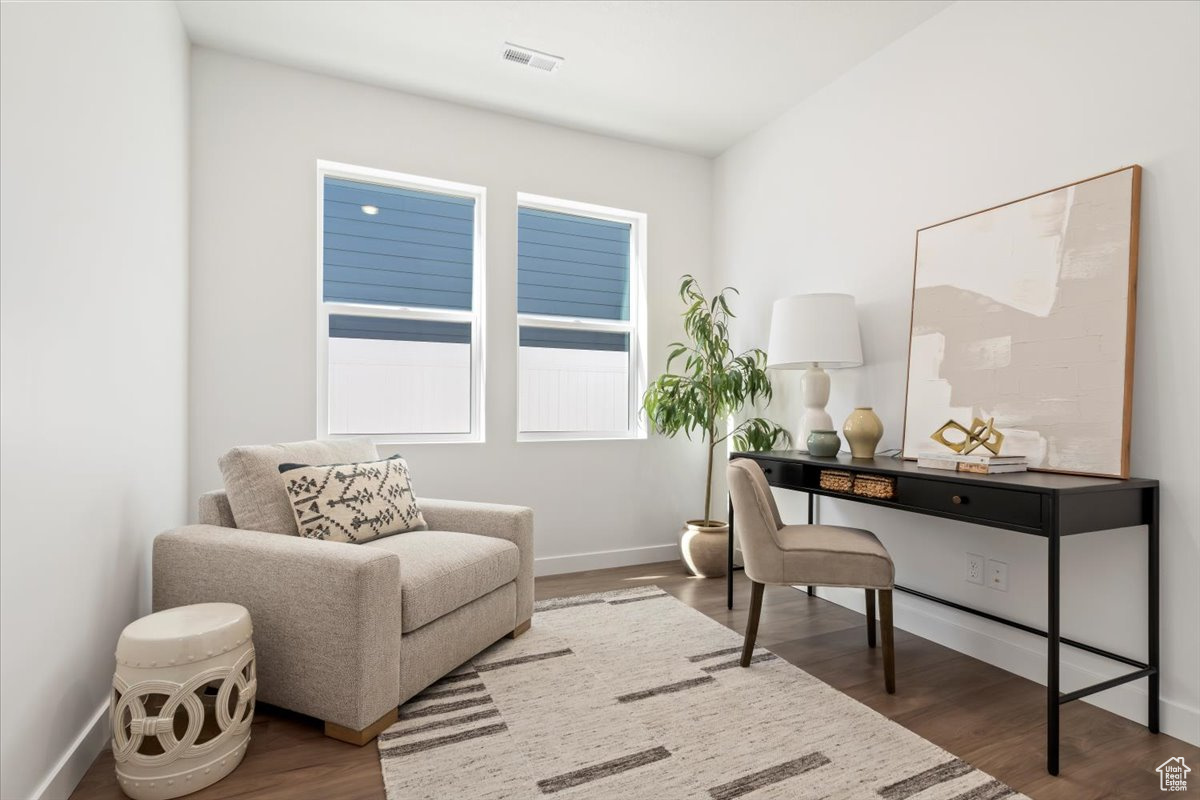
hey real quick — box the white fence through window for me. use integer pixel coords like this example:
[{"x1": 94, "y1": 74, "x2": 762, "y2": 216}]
[{"x1": 519, "y1": 346, "x2": 629, "y2": 433}]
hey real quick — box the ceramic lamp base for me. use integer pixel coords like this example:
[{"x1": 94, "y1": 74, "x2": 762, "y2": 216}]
[{"x1": 799, "y1": 365, "x2": 833, "y2": 448}]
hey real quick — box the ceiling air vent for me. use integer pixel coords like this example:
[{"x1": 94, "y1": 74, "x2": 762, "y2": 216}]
[{"x1": 502, "y1": 42, "x2": 563, "y2": 73}]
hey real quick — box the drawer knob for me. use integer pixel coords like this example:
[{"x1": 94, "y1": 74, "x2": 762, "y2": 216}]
[
  {"x1": 763, "y1": 467, "x2": 773, "y2": 475},
  {"x1": 952, "y1": 495, "x2": 967, "y2": 505}
]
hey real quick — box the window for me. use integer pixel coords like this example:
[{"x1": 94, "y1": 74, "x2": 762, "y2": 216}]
[
  {"x1": 317, "y1": 162, "x2": 485, "y2": 442},
  {"x1": 516, "y1": 194, "x2": 646, "y2": 439}
]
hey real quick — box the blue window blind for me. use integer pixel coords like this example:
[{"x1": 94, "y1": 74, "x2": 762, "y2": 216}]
[
  {"x1": 519, "y1": 327, "x2": 628, "y2": 352},
  {"x1": 323, "y1": 177, "x2": 474, "y2": 310},
  {"x1": 518, "y1": 208, "x2": 630, "y2": 321},
  {"x1": 330, "y1": 315, "x2": 470, "y2": 344}
]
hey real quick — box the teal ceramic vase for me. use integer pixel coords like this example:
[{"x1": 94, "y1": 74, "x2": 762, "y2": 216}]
[{"x1": 807, "y1": 429, "x2": 841, "y2": 457}]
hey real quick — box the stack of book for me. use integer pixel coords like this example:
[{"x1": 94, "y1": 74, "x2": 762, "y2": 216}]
[{"x1": 916, "y1": 453, "x2": 1028, "y2": 474}]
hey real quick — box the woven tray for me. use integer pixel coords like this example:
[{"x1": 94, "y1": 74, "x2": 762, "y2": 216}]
[
  {"x1": 853, "y1": 473, "x2": 896, "y2": 500},
  {"x1": 819, "y1": 470, "x2": 854, "y2": 493},
  {"x1": 818, "y1": 469, "x2": 896, "y2": 500}
]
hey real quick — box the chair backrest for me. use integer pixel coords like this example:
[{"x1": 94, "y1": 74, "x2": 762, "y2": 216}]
[
  {"x1": 216, "y1": 437, "x2": 378, "y2": 535},
  {"x1": 727, "y1": 458, "x2": 784, "y2": 583},
  {"x1": 199, "y1": 490, "x2": 237, "y2": 528}
]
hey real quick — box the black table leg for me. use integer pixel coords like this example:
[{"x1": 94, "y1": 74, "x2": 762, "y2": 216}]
[
  {"x1": 727, "y1": 495, "x2": 735, "y2": 610},
  {"x1": 807, "y1": 493, "x2": 815, "y2": 596},
  {"x1": 1047, "y1": 518, "x2": 1061, "y2": 776},
  {"x1": 1148, "y1": 486, "x2": 1160, "y2": 733}
]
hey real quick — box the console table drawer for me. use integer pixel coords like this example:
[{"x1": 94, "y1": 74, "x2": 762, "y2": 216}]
[
  {"x1": 753, "y1": 460, "x2": 802, "y2": 487},
  {"x1": 896, "y1": 477, "x2": 1041, "y2": 529}
]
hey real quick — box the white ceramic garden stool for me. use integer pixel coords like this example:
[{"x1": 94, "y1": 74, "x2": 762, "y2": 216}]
[{"x1": 112, "y1": 603, "x2": 256, "y2": 800}]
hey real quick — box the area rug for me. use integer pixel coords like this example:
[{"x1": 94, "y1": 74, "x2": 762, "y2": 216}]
[{"x1": 379, "y1": 585, "x2": 1027, "y2": 800}]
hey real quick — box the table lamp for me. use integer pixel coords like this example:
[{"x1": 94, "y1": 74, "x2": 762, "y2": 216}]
[{"x1": 766, "y1": 293, "x2": 863, "y2": 451}]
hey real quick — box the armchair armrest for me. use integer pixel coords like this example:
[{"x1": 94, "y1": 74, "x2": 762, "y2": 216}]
[
  {"x1": 420, "y1": 499, "x2": 534, "y2": 627},
  {"x1": 153, "y1": 525, "x2": 401, "y2": 731}
]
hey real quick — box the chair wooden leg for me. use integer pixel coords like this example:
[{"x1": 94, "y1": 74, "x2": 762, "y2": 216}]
[
  {"x1": 741, "y1": 581, "x2": 765, "y2": 667},
  {"x1": 865, "y1": 588, "x2": 877, "y2": 648},
  {"x1": 324, "y1": 707, "x2": 398, "y2": 746},
  {"x1": 508, "y1": 619, "x2": 531, "y2": 639},
  {"x1": 880, "y1": 589, "x2": 896, "y2": 694}
]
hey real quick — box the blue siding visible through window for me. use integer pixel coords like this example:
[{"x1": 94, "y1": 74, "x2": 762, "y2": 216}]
[
  {"x1": 518, "y1": 208, "x2": 630, "y2": 321},
  {"x1": 323, "y1": 177, "x2": 473, "y2": 309},
  {"x1": 330, "y1": 315, "x2": 470, "y2": 344},
  {"x1": 519, "y1": 327, "x2": 628, "y2": 352}
]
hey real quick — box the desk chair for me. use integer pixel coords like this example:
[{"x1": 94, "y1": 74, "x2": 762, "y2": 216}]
[{"x1": 727, "y1": 458, "x2": 896, "y2": 693}]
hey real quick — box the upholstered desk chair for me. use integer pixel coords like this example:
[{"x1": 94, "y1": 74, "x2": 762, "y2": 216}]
[{"x1": 727, "y1": 458, "x2": 896, "y2": 693}]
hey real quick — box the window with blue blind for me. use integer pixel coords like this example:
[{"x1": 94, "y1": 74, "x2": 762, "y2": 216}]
[
  {"x1": 318, "y1": 163, "x2": 484, "y2": 441},
  {"x1": 516, "y1": 197, "x2": 646, "y2": 439}
]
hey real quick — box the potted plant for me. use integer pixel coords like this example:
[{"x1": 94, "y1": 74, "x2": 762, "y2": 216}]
[{"x1": 643, "y1": 275, "x2": 790, "y2": 577}]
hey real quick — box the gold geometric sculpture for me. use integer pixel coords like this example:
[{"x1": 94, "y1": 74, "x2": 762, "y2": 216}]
[{"x1": 930, "y1": 417, "x2": 1005, "y2": 456}]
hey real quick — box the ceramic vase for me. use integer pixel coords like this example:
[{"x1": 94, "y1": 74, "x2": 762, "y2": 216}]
[
  {"x1": 680, "y1": 520, "x2": 729, "y2": 577},
  {"x1": 843, "y1": 407, "x2": 883, "y2": 459},
  {"x1": 806, "y1": 429, "x2": 841, "y2": 457}
]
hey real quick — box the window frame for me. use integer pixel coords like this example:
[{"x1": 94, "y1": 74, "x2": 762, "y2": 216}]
[
  {"x1": 515, "y1": 192, "x2": 648, "y2": 442},
  {"x1": 316, "y1": 160, "x2": 486, "y2": 444}
]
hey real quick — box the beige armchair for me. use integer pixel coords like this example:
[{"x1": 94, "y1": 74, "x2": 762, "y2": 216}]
[
  {"x1": 153, "y1": 440, "x2": 533, "y2": 745},
  {"x1": 727, "y1": 458, "x2": 896, "y2": 693}
]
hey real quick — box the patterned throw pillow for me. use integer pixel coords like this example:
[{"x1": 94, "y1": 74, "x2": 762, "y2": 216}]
[{"x1": 277, "y1": 455, "x2": 427, "y2": 543}]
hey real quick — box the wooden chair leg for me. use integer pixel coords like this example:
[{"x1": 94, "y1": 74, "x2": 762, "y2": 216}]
[
  {"x1": 865, "y1": 588, "x2": 877, "y2": 648},
  {"x1": 880, "y1": 589, "x2": 896, "y2": 694},
  {"x1": 741, "y1": 581, "x2": 765, "y2": 667},
  {"x1": 324, "y1": 707, "x2": 398, "y2": 746},
  {"x1": 508, "y1": 619, "x2": 531, "y2": 639}
]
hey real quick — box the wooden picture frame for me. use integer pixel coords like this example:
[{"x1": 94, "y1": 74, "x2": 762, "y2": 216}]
[{"x1": 900, "y1": 166, "x2": 1141, "y2": 478}]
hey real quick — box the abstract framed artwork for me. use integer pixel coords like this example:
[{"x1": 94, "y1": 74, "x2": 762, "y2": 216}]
[{"x1": 901, "y1": 166, "x2": 1141, "y2": 478}]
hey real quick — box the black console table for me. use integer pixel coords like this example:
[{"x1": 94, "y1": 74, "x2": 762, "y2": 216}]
[{"x1": 726, "y1": 450, "x2": 1159, "y2": 776}]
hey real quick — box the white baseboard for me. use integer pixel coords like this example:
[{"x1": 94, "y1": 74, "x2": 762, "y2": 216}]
[
  {"x1": 31, "y1": 698, "x2": 109, "y2": 800},
  {"x1": 812, "y1": 585, "x2": 1200, "y2": 746},
  {"x1": 535, "y1": 543, "x2": 678, "y2": 577}
]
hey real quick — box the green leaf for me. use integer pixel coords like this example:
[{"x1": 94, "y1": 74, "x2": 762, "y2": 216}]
[
  {"x1": 731, "y1": 418, "x2": 792, "y2": 452},
  {"x1": 642, "y1": 275, "x2": 793, "y2": 514}
]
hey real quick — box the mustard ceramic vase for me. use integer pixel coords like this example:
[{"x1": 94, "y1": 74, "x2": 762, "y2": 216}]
[{"x1": 843, "y1": 407, "x2": 883, "y2": 459}]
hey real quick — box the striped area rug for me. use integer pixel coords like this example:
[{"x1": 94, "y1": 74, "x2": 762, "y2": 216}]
[{"x1": 378, "y1": 586, "x2": 1027, "y2": 800}]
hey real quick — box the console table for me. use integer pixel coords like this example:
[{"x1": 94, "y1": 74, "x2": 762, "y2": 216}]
[{"x1": 726, "y1": 450, "x2": 1159, "y2": 776}]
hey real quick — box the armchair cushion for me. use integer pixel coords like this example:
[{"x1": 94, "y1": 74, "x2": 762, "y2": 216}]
[
  {"x1": 364, "y1": 530, "x2": 519, "y2": 632},
  {"x1": 218, "y1": 438, "x2": 378, "y2": 535},
  {"x1": 419, "y1": 499, "x2": 534, "y2": 628}
]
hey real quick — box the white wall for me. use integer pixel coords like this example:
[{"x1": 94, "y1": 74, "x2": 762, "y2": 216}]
[
  {"x1": 189, "y1": 50, "x2": 713, "y2": 574},
  {"x1": 714, "y1": 0, "x2": 1199, "y2": 743},
  {"x1": 0, "y1": 2, "x2": 190, "y2": 798}
]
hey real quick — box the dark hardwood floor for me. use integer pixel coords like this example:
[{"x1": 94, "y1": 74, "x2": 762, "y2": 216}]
[{"x1": 72, "y1": 563, "x2": 1197, "y2": 799}]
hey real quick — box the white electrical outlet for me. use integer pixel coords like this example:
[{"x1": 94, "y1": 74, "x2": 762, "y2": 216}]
[
  {"x1": 987, "y1": 559, "x2": 1009, "y2": 591},
  {"x1": 966, "y1": 553, "x2": 985, "y2": 585}
]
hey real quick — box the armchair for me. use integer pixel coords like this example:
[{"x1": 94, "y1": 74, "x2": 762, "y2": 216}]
[{"x1": 153, "y1": 442, "x2": 533, "y2": 746}]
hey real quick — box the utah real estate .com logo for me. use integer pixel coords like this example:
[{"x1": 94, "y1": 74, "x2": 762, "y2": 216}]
[{"x1": 1157, "y1": 757, "x2": 1190, "y2": 792}]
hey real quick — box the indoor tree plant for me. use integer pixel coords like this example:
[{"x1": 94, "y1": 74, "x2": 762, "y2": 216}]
[{"x1": 643, "y1": 275, "x2": 790, "y2": 577}]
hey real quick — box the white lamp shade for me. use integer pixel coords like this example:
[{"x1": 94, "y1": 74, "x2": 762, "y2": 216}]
[{"x1": 767, "y1": 293, "x2": 863, "y2": 369}]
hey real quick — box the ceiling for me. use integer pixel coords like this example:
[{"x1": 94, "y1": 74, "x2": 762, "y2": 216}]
[{"x1": 176, "y1": 0, "x2": 951, "y2": 156}]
